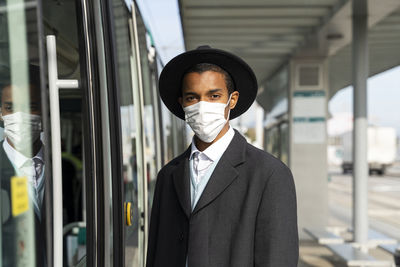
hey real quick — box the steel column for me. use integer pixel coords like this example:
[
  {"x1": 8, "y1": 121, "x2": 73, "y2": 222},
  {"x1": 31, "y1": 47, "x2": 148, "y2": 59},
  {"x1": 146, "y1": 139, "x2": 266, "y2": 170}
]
[{"x1": 352, "y1": 0, "x2": 369, "y2": 245}]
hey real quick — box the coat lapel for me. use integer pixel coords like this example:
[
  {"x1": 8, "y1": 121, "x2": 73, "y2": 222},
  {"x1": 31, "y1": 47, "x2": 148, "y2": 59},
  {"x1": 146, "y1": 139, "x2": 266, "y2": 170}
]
[
  {"x1": 192, "y1": 130, "x2": 247, "y2": 215},
  {"x1": 172, "y1": 148, "x2": 192, "y2": 218}
]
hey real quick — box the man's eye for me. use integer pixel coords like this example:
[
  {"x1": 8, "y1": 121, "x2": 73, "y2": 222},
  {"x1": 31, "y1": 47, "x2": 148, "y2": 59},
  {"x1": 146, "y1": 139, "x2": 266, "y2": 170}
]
[
  {"x1": 186, "y1": 96, "x2": 195, "y2": 101},
  {"x1": 211, "y1": 94, "x2": 220, "y2": 99}
]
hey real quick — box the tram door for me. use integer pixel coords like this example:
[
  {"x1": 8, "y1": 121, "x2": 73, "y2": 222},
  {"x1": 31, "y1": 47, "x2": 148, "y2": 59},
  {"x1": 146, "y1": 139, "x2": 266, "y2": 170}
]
[
  {"x1": 1, "y1": 0, "x2": 153, "y2": 266},
  {"x1": 109, "y1": 1, "x2": 150, "y2": 265},
  {"x1": 0, "y1": 0, "x2": 110, "y2": 266}
]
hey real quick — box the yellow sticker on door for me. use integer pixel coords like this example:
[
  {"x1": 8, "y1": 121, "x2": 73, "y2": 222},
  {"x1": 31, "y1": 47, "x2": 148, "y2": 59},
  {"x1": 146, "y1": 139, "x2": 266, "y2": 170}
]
[{"x1": 11, "y1": 176, "x2": 29, "y2": 216}]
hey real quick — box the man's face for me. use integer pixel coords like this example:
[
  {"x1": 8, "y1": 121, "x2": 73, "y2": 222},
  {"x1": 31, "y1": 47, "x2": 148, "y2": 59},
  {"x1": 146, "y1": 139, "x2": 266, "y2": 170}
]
[
  {"x1": 0, "y1": 84, "x2": 43, "y2": 152},
  {"x1": 180, "y1": 71, "x2": 239, "y2": 118},
  {"x1": 1, "y1": 84, "x2": 42, "y2": 116}
]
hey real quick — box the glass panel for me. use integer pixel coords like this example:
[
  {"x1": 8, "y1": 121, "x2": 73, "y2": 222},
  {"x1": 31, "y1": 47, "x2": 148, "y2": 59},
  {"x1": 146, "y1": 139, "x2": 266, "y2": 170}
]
[
  {"x1": 42, "y1": 0, "x2": 87, "y2": 265},
  {"x1": 265, "y1": 126, "x2": 280, "y2": 159},
  {"x1": 280, "y1": 122, "x2": 289, "y2": 165},
  {"x1": 0, "y1": 0, "x2": 44, "y2": 266},
  {"x1": 110, "y1": 1, "x2": 140, "y2": 266},
  {"x1": 134, "y1": 15, "x2": 158, "y2": 215},
  {"x1": 264, "y1": 122, "x2": 288, "y2": 164},
  {"x1": 160, "y1": 103, "x2": 173, "y2": 163}
]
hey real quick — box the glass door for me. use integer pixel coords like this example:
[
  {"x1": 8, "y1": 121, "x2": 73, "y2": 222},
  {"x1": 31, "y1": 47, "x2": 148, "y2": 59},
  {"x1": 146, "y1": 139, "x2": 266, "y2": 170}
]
[
  {"x1": 43, "y1": 1, "x2": 87, "y2": 265},
  {"x1": 0, "y1": 1, "x2": 44, "y2": 265},
  {"x1": 107, "y1": 1, "x2": 144, "y2": 266},
  {"x1": 1, "y1": 0, "x2": 107, "y2": 266}
]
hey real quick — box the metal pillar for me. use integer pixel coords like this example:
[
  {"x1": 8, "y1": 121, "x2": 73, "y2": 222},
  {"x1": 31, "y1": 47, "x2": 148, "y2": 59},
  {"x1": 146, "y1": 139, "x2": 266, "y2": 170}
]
[{"x1": 352, "y1": 0, "x2": 369, "y2": 245}]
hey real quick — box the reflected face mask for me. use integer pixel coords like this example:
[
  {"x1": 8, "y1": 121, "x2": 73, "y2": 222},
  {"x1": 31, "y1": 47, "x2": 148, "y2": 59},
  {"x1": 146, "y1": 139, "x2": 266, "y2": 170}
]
[
  {"x1": 183, "y1": 95, "x2": 231, "y2": 143},
  {"x1": 2, "y1": 111, "x2": 42, "y2": 151}
]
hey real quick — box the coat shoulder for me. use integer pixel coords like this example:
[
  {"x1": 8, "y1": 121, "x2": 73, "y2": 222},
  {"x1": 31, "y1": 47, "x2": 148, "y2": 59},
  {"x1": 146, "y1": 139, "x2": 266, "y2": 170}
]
[
  {"x1": 243, "y1": 143, "x2": 296, "y2": 203},
  {"x1": 245, "y1": 142, "x2": 288, "y2": 168},
  {"x1": 244, "y1": 142, "x2": 292, "y2": 179}
]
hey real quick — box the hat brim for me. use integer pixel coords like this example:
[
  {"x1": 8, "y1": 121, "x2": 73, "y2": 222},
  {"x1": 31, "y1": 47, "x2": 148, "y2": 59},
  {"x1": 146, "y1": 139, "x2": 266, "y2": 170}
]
[{"x1": 159, "y1": 47, "x2": 258, "y2": 120}]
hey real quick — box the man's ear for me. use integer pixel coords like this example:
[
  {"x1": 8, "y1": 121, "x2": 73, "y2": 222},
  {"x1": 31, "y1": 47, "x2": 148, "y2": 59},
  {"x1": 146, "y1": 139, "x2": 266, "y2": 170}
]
[
  {"x1": 178, "y1": 97, "x2": 183, "y2": 106},
  {"x1": 229, "y1": 91, "x2": 239, "y2": 109}
]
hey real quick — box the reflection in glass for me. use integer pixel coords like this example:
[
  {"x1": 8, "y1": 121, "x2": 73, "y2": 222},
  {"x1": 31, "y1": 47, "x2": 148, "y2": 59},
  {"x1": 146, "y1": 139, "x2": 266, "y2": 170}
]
[
  {"x1": 280, "y1": 122, "x2": 289, "y2": 165},
  {"x1": 41, "y1": 0, "x2": 87, "y2": 265},
  {"x1": 1, "y1": 65, "x2": 45, "y2": 267},
  {"x1": 111, "y1": 1, "x2": 140, "y2": 266},
  {"x1": 1, "y1": 0, "x2": 43, "y2": 265}
]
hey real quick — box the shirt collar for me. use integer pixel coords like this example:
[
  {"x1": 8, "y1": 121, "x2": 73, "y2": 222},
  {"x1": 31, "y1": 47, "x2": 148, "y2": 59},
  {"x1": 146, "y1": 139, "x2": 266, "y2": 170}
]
[
  {"x1": 190, "y1": 127, "x2": 235, "y2": 162},
  {"x1": 3, "y1": 138, "x2": 44, "y2": 169}
]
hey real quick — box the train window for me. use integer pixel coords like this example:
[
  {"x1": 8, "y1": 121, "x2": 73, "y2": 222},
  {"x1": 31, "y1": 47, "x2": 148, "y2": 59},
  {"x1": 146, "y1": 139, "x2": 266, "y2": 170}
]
[
  {"x1": 2, "y1": 0, "x2": 135, "y2": 266},
  {"x1": 110, "y1": 1, "x2": 142, "y2": 266},
  {"x1": 134, "y1": 12, "x2": 159, "y2": 220},
  {"x1": 42, "y1": 0, "x2": 88, "y2": 265},
  {"x1": 265, "y1": 126, "x2": 280, "y2": 159},
  {"x1": 1, "y1": 0, "x2": 87, "y2": 265},
  {"x1": 0, "y1": 1, "x2": 43, "y2": 265},
  {"x1": 280, "y1": 122, "x2": 289, "y2": 165},
  {"x1": 160, "y1": 104, "x2": 174, "y2": 162}
]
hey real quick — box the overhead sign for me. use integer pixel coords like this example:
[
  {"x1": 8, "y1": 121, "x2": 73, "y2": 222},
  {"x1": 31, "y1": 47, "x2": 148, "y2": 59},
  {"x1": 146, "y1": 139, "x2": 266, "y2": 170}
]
[{"x1": 293, "y1": 90, "x2": 326, "y2": 144}]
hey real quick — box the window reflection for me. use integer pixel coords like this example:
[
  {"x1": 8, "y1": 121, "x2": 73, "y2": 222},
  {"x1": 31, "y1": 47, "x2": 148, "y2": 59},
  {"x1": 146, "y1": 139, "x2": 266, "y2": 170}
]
[
  {"x1": 41, "y1": 0, "x2": 87, "y2": 265},
  {"x1": 1, "y1": 64, "x2": 45, "y2": 266},
  {"x1": 135, "y1": 20, "x2": 158, "y2": 214},
  {"x1": 1, "y1": 0, "x2": 45, "y2": 264},
  {"x1": 110, "y1": 1, "x2": 140, "y2": 266}
]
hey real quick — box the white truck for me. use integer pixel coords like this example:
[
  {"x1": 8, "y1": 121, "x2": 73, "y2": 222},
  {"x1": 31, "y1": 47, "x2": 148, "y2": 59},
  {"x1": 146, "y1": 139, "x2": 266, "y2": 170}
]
[{"x1": 341, "y1": 126, "x2": 397, "y2": 175}]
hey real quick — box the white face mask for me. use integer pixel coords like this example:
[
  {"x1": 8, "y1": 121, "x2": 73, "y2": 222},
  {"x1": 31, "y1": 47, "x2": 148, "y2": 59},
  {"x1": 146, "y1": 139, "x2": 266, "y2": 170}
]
[
  {"x1": 2, "y1": 111, "x2": 42, "y2": 151},
  {"x1": 183, "y1": 95, "x2": 231, "y2": 143}
]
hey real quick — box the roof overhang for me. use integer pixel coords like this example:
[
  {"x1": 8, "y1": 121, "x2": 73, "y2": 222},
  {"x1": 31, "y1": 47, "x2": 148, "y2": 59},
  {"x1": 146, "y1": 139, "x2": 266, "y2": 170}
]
[{"x1": 178, "y1": 0, "x2": 400, "y2": 111}]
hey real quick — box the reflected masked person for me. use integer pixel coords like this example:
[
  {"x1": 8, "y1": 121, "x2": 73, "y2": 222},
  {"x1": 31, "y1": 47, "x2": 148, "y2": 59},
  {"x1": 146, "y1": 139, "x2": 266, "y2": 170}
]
[{"x1": 0, "y1": 65, "x2": 46, "y2": 266}]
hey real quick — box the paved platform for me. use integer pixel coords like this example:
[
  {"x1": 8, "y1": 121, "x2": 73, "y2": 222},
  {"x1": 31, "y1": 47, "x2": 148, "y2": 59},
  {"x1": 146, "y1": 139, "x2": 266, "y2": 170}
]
[{"x1": 299, "y1": 240, "x2": 395, "y2": 266}]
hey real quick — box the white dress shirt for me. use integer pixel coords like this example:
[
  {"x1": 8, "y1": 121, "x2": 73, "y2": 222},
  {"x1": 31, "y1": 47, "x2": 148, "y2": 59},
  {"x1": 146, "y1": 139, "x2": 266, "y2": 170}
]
[
  {"x1": 189, "y1": 126, "x2": 235, "y2": 209},
  {"x1": 3, "y1": 138, "x2": 45, "y2": 218}
]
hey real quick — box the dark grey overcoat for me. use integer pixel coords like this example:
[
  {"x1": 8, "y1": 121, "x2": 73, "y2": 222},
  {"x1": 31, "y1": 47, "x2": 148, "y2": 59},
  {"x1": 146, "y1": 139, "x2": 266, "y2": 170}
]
[
  {"x1": 146, "y1": 130, "x2": 298, "y2": 267},
  {"x1": 0, "y1": 141, "x2": 46, "y2": 267}
]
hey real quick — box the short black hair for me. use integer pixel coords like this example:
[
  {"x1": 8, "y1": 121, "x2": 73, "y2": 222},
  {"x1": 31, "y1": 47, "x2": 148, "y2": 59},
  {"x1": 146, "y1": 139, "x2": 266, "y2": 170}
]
[
  {"x1": 0, "y1": 64, "x2": 41, "y2": 106},
  {"x1": 182, "y1": 63, "x2": 235, "y2": 94}
]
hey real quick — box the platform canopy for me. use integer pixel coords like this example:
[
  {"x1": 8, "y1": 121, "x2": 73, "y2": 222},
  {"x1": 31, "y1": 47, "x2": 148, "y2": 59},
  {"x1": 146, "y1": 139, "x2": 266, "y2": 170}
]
[{"x1": 178, "y1": 0, "x2": 400, "y2": 109}]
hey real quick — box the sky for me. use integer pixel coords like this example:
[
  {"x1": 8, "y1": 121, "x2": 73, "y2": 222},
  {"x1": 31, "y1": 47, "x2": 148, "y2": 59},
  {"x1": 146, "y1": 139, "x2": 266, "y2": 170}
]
[
  {"x1": 135, "y1": 0, "x2": 400, "y2": 136},
  {"x1": 329, "y1": 65, "x2": 400, "y2": 136},
  {"x1": 135, "y1": 0, "x2": 185, "y2": 64}
]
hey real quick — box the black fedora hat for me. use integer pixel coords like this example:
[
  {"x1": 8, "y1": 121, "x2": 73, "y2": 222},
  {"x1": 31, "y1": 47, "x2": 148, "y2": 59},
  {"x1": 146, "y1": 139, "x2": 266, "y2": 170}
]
[{"x1": 159, "y1": 45, "x2": 258, "y2": 120}]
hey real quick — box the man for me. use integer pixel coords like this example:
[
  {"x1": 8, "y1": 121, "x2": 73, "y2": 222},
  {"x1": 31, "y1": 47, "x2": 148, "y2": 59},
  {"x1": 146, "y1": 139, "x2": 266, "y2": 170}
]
[
  {"x1": 0, "y1": 65, "x2": 46, "y2": 266},
  {"x1": 147, "y1": 46, "x2": 298, "y2": 267}
]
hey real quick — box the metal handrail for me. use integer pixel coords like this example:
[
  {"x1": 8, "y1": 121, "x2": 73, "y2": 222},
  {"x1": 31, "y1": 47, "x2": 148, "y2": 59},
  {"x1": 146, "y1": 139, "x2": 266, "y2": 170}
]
[{"x1": 47, "y1": 35, "x2": 79, "y2": 267}]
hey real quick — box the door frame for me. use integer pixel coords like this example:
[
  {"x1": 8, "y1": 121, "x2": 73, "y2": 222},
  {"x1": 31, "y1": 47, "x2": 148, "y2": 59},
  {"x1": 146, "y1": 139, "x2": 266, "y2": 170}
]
[{"x1": 97, "y1": 0, "x2": 126, "y2": 266}]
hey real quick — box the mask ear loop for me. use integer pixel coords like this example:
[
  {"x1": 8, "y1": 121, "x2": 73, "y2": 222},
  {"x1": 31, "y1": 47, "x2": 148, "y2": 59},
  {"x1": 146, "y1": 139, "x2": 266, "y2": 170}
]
[{"x1": 225, "y1": 94, "x2": 232, "y2": 120}]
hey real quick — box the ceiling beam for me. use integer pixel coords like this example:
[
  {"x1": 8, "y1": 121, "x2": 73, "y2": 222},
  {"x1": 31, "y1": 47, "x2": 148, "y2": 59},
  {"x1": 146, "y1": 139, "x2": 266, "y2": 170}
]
[
  {"x1": 183, "y1": 7, "x2": 329, "y2": 17},
  {"x1": 183, "y1": 18, "x2": 320, "y2": 27}
]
